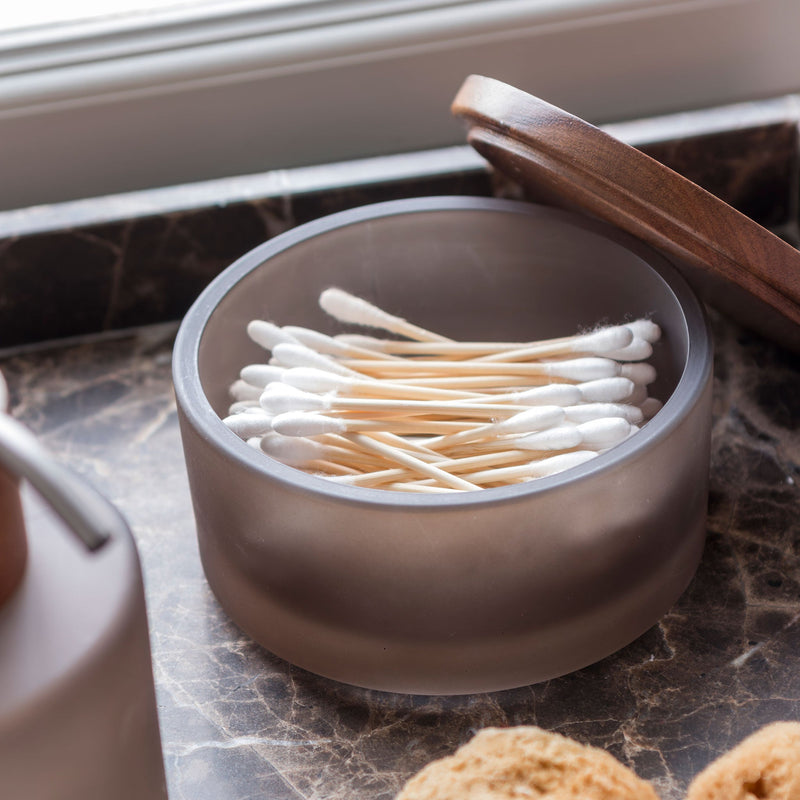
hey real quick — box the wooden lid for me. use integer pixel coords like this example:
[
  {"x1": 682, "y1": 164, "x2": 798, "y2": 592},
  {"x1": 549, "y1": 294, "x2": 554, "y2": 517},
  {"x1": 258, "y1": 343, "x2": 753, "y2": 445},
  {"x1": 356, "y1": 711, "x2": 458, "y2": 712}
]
[{"x1": 452, "y1": 75, "x2": 800, "y2": 341}]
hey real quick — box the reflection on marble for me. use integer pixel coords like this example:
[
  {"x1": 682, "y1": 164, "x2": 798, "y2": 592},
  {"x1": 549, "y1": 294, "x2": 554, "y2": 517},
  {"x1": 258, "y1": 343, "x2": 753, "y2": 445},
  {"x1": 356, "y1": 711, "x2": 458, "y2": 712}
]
[{"x1": 1, "y1": 310, "x2": 799, "y2": 800}]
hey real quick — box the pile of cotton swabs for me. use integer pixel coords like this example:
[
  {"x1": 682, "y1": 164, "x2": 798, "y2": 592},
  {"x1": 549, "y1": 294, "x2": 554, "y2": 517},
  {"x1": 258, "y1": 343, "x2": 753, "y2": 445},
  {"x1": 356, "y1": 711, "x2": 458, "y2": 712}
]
[{"x1": 222, "y1": 288, "x2": 663, "y2": 492}]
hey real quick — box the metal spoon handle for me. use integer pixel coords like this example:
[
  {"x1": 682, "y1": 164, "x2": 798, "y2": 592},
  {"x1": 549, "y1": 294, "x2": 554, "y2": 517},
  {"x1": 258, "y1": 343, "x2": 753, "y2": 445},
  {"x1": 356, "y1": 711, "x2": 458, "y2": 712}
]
[{"x1": 0, "y1": 413, "x2": 114, "y2": 552}]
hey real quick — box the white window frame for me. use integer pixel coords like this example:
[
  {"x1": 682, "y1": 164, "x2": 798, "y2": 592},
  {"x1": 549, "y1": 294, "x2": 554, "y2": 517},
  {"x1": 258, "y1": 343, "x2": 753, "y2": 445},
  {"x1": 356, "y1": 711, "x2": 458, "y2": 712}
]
[{"x1": 1, "y1": 0, "x2": 799, "y2": 210}]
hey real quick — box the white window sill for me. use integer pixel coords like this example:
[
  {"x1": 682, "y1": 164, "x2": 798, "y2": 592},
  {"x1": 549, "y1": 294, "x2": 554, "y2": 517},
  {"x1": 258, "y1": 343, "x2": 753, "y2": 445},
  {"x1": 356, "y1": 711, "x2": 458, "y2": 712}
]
[{"x1": 1, "y1": 0, "x2": 799, "y2": 210}]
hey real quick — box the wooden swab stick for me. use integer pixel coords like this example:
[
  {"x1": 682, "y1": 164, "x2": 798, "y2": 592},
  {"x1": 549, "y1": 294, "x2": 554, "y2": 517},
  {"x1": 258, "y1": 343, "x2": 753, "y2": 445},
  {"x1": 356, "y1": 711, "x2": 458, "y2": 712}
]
[
  {"x1": 259, "y1": 383, "x2": 534, "y2": 420},
  {"x1": 460, "y1": 450, "x2": 599, "y2": 485},
  {"x1": 440, "y1": 418, "x2": 634, "y2": 458},
  {"x1": 333, "y1": 335, "x2": 528, "y2": 358},
  {"x1": 367, "y1": 374, "x2": 561, "y2": 390},
  {"x1": 364, "y1": 452, "x2": 601, "y2": 489},
  {"x1": 337, "y1": 356, "x2": 623, "y2": 381},
  {"x1": 382, "y1": 482, "x2": 462, "y2": 493},
  {"x1": 280, "y1": 367, "x2": 488, "y2": 400},
  {"x1": 334, "y1": 318, "x2": 661, "y2": 354},
  {"x1": 471, "y1": 325, "x2": 633, "y2": 363},
  {"x1": 422, "y1": 405, "x2": 567, "y2": 449},
  {"x1": 330, "y1": 449, "x2": 542, "y2": 488},
  {"x1": 343, "y1": 433, "x2": 480, "y2": 491},
  {"x1": 281, "y1": 326, "x2": 402, "y2": 361},
  {"x1": 319, "y1": 287, "x2": 453, "y2": 343}
]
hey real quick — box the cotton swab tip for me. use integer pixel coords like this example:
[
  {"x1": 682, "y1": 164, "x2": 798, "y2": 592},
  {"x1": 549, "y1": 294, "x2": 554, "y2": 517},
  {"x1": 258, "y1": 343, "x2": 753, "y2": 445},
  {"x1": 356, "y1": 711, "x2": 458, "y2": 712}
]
[
  {"x1": 260, "y1": 434, "x2": 327, "y2": 466},
  {"x1": 604, "y1": 338, "x2": 653, "y2": 361},
  {"x1": 619, "y1": 362, "x2": 657, "y2": 385},
  {"x1": 574, "y1": 325, "x2": 634, "y2": 353},
  {"x1": 246, "y1": 320, "x2": 300, "y2": 350},
  {"x1": 527, "y1": 450, "x2": 598, "y2": 477},
  {"x1": 513, "y1": 425, "x2": 584, "y2": 452},
  {"x1": 626, "y1": 319, "x2": 661, "y2": 343},
  {"x1": 506, "y1": 383, "x2": 582, "y2": 406},
  {"x1": 564, "y1": 403, "x2": 643, "y2": 424},
  {"x1": 222, "y1": 412, "x2": 274, "y2": 438},
  {"x1": 495, "y1": 405, "x2": 566, "y2": 434},
  {"x1": 576, "y1": 417, "x2": 633, "y2": 449},
  {"x1": 271, "y1": 411, "x2": 346, "y2": 437},
  {"x1": 240, "y1": 363, "x2": 286, "y2": 388},
  {"x1": 260, "y1": 383, "x2": 328, "y2": 415},
  {"x1": 544, "y1": 357, "x2": 619, "y2": 382},
  {"x1": 229, "y1": 378, "x2": 263, "y2": 402},
  {"x1": 577, "y1": 377, "x2": 635, "y2": 403}
]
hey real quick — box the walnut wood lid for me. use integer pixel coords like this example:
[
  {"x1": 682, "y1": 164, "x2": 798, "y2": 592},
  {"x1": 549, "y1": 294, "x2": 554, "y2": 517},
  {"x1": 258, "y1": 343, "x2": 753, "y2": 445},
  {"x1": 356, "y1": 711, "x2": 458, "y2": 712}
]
[{"x1": 452, "y1": 75, "x2": 800, "y2": 344}]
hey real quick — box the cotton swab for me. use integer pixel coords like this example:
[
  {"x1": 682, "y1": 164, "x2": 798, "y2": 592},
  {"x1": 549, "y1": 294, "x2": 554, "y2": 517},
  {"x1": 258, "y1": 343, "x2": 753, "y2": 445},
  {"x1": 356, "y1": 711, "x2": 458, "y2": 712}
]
[
  {"x1": 471, "y1": 324, "x2": 633, "y2": 363},
  {"x1": 281, "y1": 326, "x2": 401, "y2": 361},
  {"x1": 280, "y1": 366, "x2": 488, "y2": 400},
  {"x1": 319, "y1": 287, "x2": 453, "y2": 343},
  {"x1": 562, "y1": 403, "x2": 644, "y2": 424},
  {"x1": 576, "y1": 377, "x2": 635, "y2": 403},
  {"x1": 260, "y1": 434, "x2": 388, "y2": 472},
  {"x1": 602, "y1": 338, "x2": 653, "y2": 362},
  {"x1": 229, "y1": 379, "x2": 263, "y2": 403},
  {"x1": 329, "y1": 449, "x2": 547, "y2": 488},
  {"x1": 626, "y1": 318, "x2": 661, "y2": 343},
  {"x1": 240, "y1": 364, "x2": 286, "y2": 388},
  {"x1": 270, "y1": 342, "x2": 361, "y2": 377},
  {"x1": 223, "y1": 288, "x2": 664, "y2": 492},
  {"x1": 640, "y1": 397, "x2": 664, "y2": 419},
  {"x1": 336, "y1": 356, "x2": 623, "y2": 382},
  {"x1": 458, "y1": 450, "x2": 599, "y2": 485},
  {"x1": 259, "y1": 383, "x2": 536, "y2": 420},
  {"x1": 421, "y1": 405, "x2": 567, "y2": 449},
  {"x1": 334, "y1": 319, "x2": 656, "y2": 357}
]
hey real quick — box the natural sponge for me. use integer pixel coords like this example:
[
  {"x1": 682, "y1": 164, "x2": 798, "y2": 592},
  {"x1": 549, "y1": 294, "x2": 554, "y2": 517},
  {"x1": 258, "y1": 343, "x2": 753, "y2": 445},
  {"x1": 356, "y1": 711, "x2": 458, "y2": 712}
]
[
  {"x1": 395, "y1": 725, "x2": 660, "y2": 800},
  {"x1": 686, "y1": 722, "x2": 800, "y2": 800}
]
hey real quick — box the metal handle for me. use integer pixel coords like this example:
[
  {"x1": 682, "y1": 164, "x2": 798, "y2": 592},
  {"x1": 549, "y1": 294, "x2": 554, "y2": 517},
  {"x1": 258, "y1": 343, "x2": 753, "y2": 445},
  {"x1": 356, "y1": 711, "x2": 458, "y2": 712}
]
[{"x1": 0, "y1": 413, "x2": 115, "y2": 552}]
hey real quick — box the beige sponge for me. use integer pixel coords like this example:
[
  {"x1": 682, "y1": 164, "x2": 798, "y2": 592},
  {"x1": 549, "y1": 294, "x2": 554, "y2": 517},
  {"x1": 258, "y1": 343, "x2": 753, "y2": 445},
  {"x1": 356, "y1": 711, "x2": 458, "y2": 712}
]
[
  {"x1": 686, "y1": 722, "x2": 800, "y2": 800},
  {"x1": 395, "y1": 725, "x2": 659, "y2": 800}
]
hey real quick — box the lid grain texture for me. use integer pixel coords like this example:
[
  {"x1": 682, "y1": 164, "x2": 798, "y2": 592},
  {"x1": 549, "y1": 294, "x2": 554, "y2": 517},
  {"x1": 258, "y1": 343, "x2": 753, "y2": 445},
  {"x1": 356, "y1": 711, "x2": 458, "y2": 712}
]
[{"x1": 452, "y1": 75, "x2": 800, "y2": 340}]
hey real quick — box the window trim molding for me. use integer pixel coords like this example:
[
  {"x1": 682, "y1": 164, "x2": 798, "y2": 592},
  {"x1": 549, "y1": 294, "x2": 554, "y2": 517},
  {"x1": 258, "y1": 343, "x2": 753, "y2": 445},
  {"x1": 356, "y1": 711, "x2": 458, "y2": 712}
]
[
  {"x1": 0, "y1": 0, "x2": 765, "y2": 115},
  {"x1": 2, "y1": 0, "x2": 799, "y2": 210}
]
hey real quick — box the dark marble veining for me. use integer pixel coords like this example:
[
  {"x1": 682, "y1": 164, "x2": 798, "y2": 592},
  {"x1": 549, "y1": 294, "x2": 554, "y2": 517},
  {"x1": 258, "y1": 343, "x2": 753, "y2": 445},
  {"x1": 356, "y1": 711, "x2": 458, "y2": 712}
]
[{"x1": 1, "y1": 308, "x2": 800, "y2": 800}]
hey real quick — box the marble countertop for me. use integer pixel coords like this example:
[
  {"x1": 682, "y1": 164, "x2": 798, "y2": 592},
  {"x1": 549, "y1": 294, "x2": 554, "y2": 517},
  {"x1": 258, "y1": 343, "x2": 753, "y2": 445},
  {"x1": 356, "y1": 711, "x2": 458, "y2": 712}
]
[
  {"x1": 1, "y1": 91, "x2": 800, "y2": 799},
  {"x1": 1, "y1": 306, "x2": 799, "y2": 799}
]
